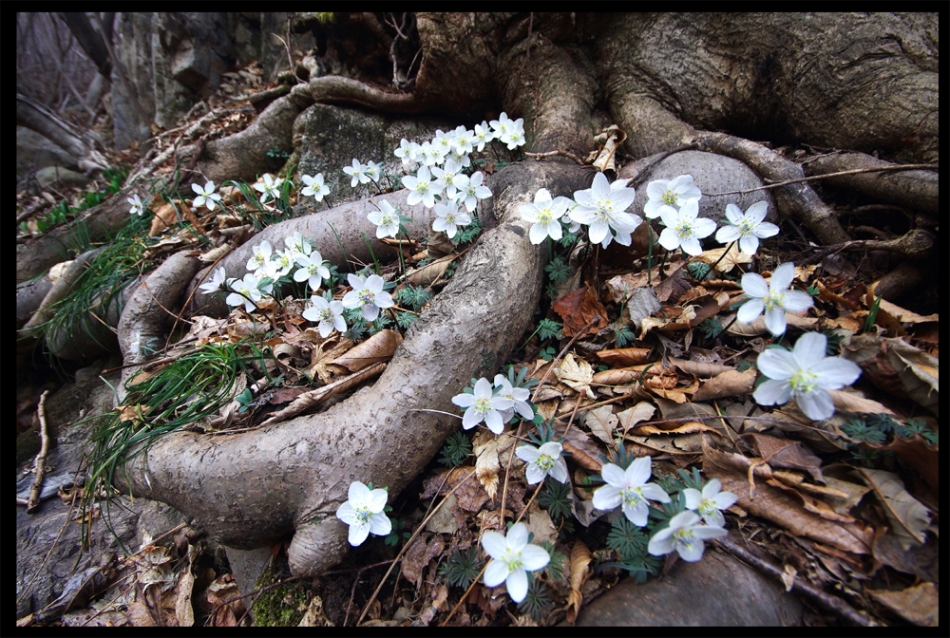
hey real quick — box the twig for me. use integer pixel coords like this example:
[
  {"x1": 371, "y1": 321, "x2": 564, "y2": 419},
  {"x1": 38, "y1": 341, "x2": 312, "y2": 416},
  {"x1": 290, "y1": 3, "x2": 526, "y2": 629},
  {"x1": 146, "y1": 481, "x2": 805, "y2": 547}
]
[
  {"x1": 26, "y1": 391, "x2": 51, "y2": 512},
  {"x1": 714, "y1": 535, "x2": 872, "y2": 626},
  {"x1": 498, "y1": 421, "x2": 525, "y2": 534},
  {"x1": 524, "y1": 149, "x2": 587, "y2": 167},
  {"x1": 356, "y1": 469, "x2": 476, "y2": 626},
  {"x1": 707, "y1": 162, "x2": 938, "y2": 196}
]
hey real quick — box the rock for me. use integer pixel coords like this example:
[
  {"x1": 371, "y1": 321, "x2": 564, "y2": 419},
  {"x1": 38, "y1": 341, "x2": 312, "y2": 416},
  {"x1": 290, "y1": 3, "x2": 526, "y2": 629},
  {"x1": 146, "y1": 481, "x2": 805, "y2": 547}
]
[
  {"x1": 622, "y1": 150, "x2": 778, "y2": 226},
  {"x1": 294, "y1": 104, "x2": 456, "y2": 205},
  {"x1": 17, "y1": 126, "x2": 79, "y2": 186},
  {"x1": 35, "y1": 167, "x2": 92, "y2": 190},
  {"x1": 570, "y1": 541, "x2": 804, "y2": 626}
]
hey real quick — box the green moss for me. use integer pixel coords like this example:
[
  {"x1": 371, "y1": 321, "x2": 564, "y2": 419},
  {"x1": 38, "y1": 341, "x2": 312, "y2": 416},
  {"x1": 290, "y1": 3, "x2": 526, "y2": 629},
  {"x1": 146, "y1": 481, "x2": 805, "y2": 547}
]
[{"x1": 250, "y1": 564, "x2": 309, "y2": 627}]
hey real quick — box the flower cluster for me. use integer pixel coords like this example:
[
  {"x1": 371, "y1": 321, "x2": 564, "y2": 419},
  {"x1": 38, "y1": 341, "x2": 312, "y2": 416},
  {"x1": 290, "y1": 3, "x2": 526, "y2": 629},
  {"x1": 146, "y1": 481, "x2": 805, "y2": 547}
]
[{"x1": 451, "y1": 373, "x2": 535, "y2": 435}]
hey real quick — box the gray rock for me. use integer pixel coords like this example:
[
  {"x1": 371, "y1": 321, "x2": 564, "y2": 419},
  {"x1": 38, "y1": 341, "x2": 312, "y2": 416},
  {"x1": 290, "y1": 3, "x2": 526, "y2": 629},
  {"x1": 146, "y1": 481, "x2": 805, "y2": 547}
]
[
  {"x1": 294, "y1": 104, "x2": 457, "y2": 206},
  {"x1": 35, "y1": 166, "x2": 92, "y2": 191},
  {"x1": 621, "y1": 150, "x2": 778, "y2": 226},
  {"x1": 17, "y1": 126, "x2": 79, "y2": 185},
  {"x1": 571, "y1": 541, "x2": 804, "y2": 626}
]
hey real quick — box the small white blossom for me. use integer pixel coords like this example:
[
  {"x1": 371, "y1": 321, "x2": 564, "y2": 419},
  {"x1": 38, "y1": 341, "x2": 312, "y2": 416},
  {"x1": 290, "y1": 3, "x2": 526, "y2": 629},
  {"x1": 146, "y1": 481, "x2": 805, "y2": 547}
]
[
  {"x1": 225, "y1": 272, "x2": 264, "y2": 313},
  {"x1": 263, "y1": 250, "x2": 295, "y2": 279},
  {"x1": 198, "y1": 266, "x2": 227, "y2": 295},
  {"x1": 569, "y1": 173, "x2": 641, "y2": 248},
  {"x1": 592, "y1": 457, "x2": 671, "y2": 526},
  {"x1": 394, "y1": 138, "x2": 419, "y2": 166},
  {"x1": 343, "y1": 159, "x2": 370, "y2": 187},
  {"x1": 128, "y1": 194, "x2": 146, "y2": 216},
  {"x1": 302, "y1": 295, "x2": 347, "y2": 338},
  {"x1": 283, "y1": 232, "x2": 313, "y2": 260},
  {"x1": 336, "y1": 481, "x2": 391, "y2": 546},
  {"x1": 715, "y1": 201, "x2": 779, "y2": 255},
  {"x1": 252, "y1": 173, "x2": 283, "y2": 203},
  {"x1": 683, "y1": 479, "x2": 737, "y2": 528},
  {"x1": 293, "y1": 250, "x2": 331, "y2": 291},
  {"x1": 473, "y1": 121, "x2": 495, "y2": 151},
  {"x1": 402, "y1": 166, "x2": 443, "y2": 208},
  {"x1": 432, "y1": 129, "x2": 455, "y2": 161},
  {"x1": 341, "y1": 273, "x2": 394, "y2": 322},
  {"x1": 191, "y1": 181, "x2": 222, "y2": 211},
  {"x1": 363, "y1": 160, "x2": 383, "y2": 184},
  {"x1": 300, "y1": 173, "x2": 330, "y2": 202},
  {"x1": 431, "y1": 158, "x2": 466, "y2": 200},
  {"x1": 457, "y1": 171, "x2": 492, "y2": 212},
  {"x1": 753, "y1": 331, "x2": 862, "y2": 421},
  {"x1": 492, "y1": 374, "x2": 534, "y2": 422},
  {"x1": 367, "y1": 200, "x2": 401, "y2": 239},
  {"x1": 432, "y1": 201, "x2": 471, "y2": 239},
  {"x1": 451, "y1": 125, "x2": 475, "y2": 156},
  {"x1": 246, "y1": 240, "x2": 274, "y2": 275},
  {"x1": 481, "y1": 522, "x2": 550, "y2": 603},
  {"x1": 648, "y1": 510, "x2": 727, "y2": 562},
  {"x1": 657, "y1": 199, "x2": 717, "y2": 256},
  {"x1": 515, "y1": 441, "x2": 569, "y2": 485},
  {"x1": 520, "y1": 188, "x2": 572, "y2": 244},
  {"x1": 737, "y1": 262, "x2": 814, "y2": 336},
  {"x1": 452, "y1": 377, "x2": 514, "y2": 435},
  {"x1": 643, "y1": 175, "x2": 702, "y2": 219}
]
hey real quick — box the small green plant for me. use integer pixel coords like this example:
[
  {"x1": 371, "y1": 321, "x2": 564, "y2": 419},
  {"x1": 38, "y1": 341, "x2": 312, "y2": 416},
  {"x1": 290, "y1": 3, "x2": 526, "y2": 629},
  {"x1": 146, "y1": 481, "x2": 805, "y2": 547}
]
[
  {"x1": 438, "y1": 431, "x2": 472, "y2": 467},
  {"x1": 612, "y1": 321, "x2": 637, "y2": 347},
  {"x1": 396, "y1": 284, "x2": 432, "y2": 311},
  {"x1": 895, "y1": 418, "x2": 938, "y2": 446},
  {"x1": 516, "y1": 576, "x2": 553, "y2": 621},
  {"x1": 266, "y1": 146, "x2": 291, "y2": 160},
  {"x1": 538, "y1": 346, "x2": 557, "y2": 361},
  {"x1": 687, "y1": 261, "x2": 713, "y2": 282},
  {"x1": 454, "y1": 215, "x2": 483, "y2": 245},
  {"x1": 537, "y1": 479, "x2": 572, "y2": 521},
  {"x1": 697, "y1": 316, "x2": 724, "y2": 339},
  {"x1": 438, "y1": 546, "x2": 484, "y2": 589},
  {"x1": 383, "y1": 516, "x2": 412, "y2": 547},
  {"x1": 536, "y1": 318, "x2": 562, "y2": 341},
  {"x1": 544, "y1": 256, "x2": 571, "y2": 284},
  {"x1": 603, "y1": 517, "x2": 662, "y2": 584}
]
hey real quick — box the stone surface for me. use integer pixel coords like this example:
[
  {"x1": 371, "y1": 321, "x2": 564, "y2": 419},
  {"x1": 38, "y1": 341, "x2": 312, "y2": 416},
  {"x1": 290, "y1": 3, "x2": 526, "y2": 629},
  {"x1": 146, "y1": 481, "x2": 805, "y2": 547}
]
[
  {"x1": 17, "y1": 126, "x2": 79, "y2": 186},
  {"x1": 622, "y1": 150, "x2": 778, "y2": 226},
  {"x1": 571, "y1": 540, "x2": 805, "y2": 626},
  {"x1": 35, "y1": 166, "x2": 92, "y2": 190}
]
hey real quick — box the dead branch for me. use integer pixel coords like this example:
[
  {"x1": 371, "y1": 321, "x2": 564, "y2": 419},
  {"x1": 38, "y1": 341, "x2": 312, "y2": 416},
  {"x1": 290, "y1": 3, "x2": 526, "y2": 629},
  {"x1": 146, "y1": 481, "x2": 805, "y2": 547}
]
[{"x1": 25, "y1": 391, "x2": 52, "y2": 512}]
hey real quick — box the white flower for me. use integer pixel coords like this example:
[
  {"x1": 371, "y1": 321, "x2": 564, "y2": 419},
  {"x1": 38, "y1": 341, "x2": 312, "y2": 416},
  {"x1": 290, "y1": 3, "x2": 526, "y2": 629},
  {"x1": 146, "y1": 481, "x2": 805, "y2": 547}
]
[
  {"x1": 225, "y1": 272, "x2": 264, "y2": 313},
  {"x1": 432, "y1": 200, "x2": 471, "y2": 239},
  {"x1": 715, "y1": 201, "x2": 779, "y2": 255},
  {"x1": 402, "y1": 166, "x2": 443, "y2": 208},
  {"x1": 341, "y1": 273, "x2": 394, "y2": 322},
  {"x1": 492, "y1": 373, "x2": 535, "y2": 422},
  {"x1": 457, "y1": 171, "x2": 492, "y2": 212},
  {"x1": 343, "y1": 159, "x2": 369, "y2": 187},
  {"x1": 504, "y1": 127, "x2": 526, "y2": 150},
  {"x1": 451, "y1": 377, "x2": 514, "y2": 435},
  {"x1": 198, "y1": 266, "x2": 227, "y2": 295},
  {"x1": 569, "y1": 173, "x2": 641, "y2": 248},
  {"x1": 417, "y1": 141, "x2": 439, "y2": 167},
  {"x1": 293, "y1": 250, "x2": 331, "y2": 291},
  {"x1": 191, "y1": 181, "x2": 222, "y2": 211},
  {"x1": 451, "y1": 125, "x2": 475, "y2": 156},
  {"x1": 515, "y1": 441, "x2": 569, "y2": 485},
  {"x1": 490, "y1": 112, "x2": 514, "y2": 139},
  {"x1": 656, "y1": 199, "x2": 717, "y2": 256},
  {"x1": 520, "y1": 188, "x2": 572, "y2": 244},
  {"x1": 643, "y1": 175, "x2": 702, "y2": 219},
  {"x1": 431, "y1": 129, "x2": 455, "y2": 160},
  {"x1": 753, "y1": 331, "x2": 862, "y2": 421},
  {"x1": 367, "y1": 200, "x2": 401, "y2": 239},
  {"x1": 284, "y1": 232, "x2": 313, "y2": 259},
  {"x1": 128, "y1": 194, "x2": 146, "y2": 216},
  {"x1": 473, "y1": 121, "x2": 495, "y2": 151},
  {"x1": 648, "y1": 510, "x2": 728, "y2": 562},
  {"x1": 592, "y1": 457, "x2": 671, "y2": 526},
  {"x1": 263, "y1": 250, "x2": 295, "y2": 279},
  {"x1": 394, "y1": 138, "x2": 419, "y2": 166},
  {"x1": 300, "y1": 173, "x2": 330, "y2": 201},
  {"x1": 737, "y1": 262, "x2": 814, "y2": 336},
  {"x1": 336, "y1": 481, "x2": 391, "y2": 546},
  {"x1": 683, "y1": 479, "x2": 737, "y2": 528},
  {"x1": 252, "y1": 173, "x2": 283, "y2": 203},
  {"x1": 303, "y1": 295, "x2": 347, "y2": 338},
  {"x1": 481, "y1": 522, "x2": 550, "y2": 603},
  {"x1": 431, "y1": 158, "x2": 466, "y2": 200},
  {"x1": 363, "y1": 160, "x2": 383, "y2": 183},
  {"x1": 246, "y1": 240, "x2": 274, "y2": 275}
]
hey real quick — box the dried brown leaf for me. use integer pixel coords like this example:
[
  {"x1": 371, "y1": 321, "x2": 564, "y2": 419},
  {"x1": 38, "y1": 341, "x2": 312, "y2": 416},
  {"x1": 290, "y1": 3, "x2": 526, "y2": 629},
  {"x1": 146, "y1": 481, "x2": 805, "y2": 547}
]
[
  {"x1": 691, "y1": 369, "x2": 756, "y2": 402},
  {"x1": 552, "y1": 286, "x2": 609, "y2": 338},
  {"x1": 595, "y1": 347, "x2": 652, "y2": 366},
  {"x1": 566, "y1": 540, "x2": 591, "y2": 625},
  {"x1": 407, "y1": 254, "x2": 454, "y2": 285},
  {"x1": 554, "y1": 353, "x2": 596, "y2": 399},
  {"x1": 743, "y1": 433, "x2": 824, "y2": 483},
  {"x1": 868, "y1": 582, "x2": 938, "y2": 627},
  {"x1": 853, "y1": 468, "x2": 931, "y2": 549},
  {"x1": 330, "y1": 329, "x2": 402, "y2": 372},
  {"x1": 401, "y1": 534, "x2": 444, "y2": 589},
  {"x1": 581, "y1": 406, "x2": 618, "y2": 445},
  {"x1": 616, "y1": 401, "x2": 656, "y2": 434}
]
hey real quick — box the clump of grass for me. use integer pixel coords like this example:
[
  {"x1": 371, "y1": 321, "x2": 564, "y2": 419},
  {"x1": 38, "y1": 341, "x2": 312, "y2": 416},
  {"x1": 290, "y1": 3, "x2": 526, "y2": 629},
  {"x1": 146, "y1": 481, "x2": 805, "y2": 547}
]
[{"x1": 84, "y1": 341, "x2": 276, "y2": 510}]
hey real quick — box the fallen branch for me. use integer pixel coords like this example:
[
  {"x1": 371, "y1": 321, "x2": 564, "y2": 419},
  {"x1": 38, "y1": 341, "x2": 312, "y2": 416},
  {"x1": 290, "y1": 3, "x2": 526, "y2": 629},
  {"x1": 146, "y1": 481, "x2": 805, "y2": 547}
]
[{"x1": 25, "y1": 391, "x2": 51, "y2": 512}]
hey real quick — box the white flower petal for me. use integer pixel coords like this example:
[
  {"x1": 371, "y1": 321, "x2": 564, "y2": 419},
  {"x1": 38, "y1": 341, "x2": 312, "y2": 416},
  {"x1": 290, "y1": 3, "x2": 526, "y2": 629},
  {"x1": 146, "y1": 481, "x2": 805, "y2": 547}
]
[
  {"x1": 506, "y1": 568, "x2": 529, "y2": 603},
  {"x1": 756, "y1": 348, "x2": 799, "y2": 381},
  {"x1": 796, "y1": 388, "x2": 835, "y2": 420},
  {"x1": 484, "y1": 559, "x2": 509, "y2": 588},
  {"x1": 753, "y1": 378, "x2": 793, "y2": 406}
]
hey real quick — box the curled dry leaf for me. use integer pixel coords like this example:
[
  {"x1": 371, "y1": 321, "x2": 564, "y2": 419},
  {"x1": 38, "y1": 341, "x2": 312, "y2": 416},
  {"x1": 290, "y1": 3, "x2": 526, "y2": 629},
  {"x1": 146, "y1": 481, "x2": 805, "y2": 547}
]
[
  {"x1": 853, "y1": 468, "x2": 931, "y2": 550},
  {"x1": 401, "y1": 534, "x2": 445, "y2": 589},
  {"x1": 867, "y1": 582, "x2": 938, "y2": 627},
  {"x1": 473, "y1": 430, "x2": 516, "y2": 500},
  {"x1": 691, "y1": 369, "x2": 756, "y2": 402},
  {"x1": 566, "y1": 539, "x2": 592, "y2": 625},
  {"x1": 552, "y1": 286, "x2": 609, "y2": 338},
  {"x1": 581, "y1": 406, "x2": 618, "y2": 445},
  {"x1": 407, "y1": 254, "x2": 455, "y2": 286},
  {"x1": 554, "y1": 353, "x2": 596, "y2": 399},
  {"x1": 330, "y1": 329, "x2": 402, "y2": 372},
  {"x1": 616, "y1": 401, "x2": 656, "y2": 434},
  {"x1": 595, "y1": 346, "x2": 652, "y2": 366}
]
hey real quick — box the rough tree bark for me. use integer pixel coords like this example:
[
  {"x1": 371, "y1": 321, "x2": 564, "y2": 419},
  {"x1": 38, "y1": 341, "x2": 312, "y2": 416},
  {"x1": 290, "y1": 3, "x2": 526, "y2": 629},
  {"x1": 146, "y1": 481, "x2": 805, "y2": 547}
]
[{"x1": 27, "y1": 13, "x2": 936, "y2": 579}]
